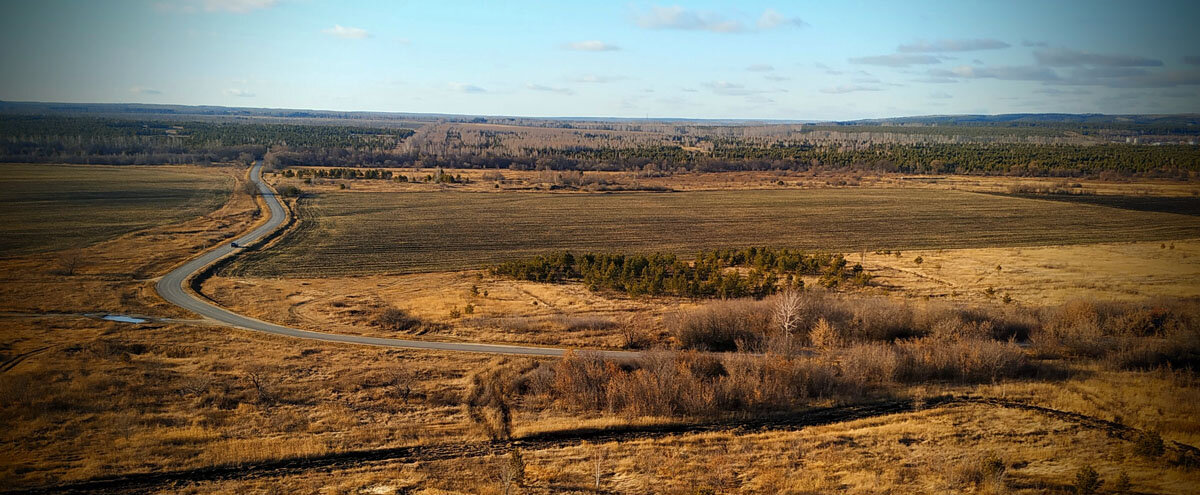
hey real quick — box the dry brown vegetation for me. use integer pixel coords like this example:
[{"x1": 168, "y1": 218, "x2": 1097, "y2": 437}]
[
  {"x1": 863, "y1": 238, "x2": 1200, "y2": 305},
  {"x1": 2, "y1": 162, "x2": 1198, "y2": 494},
  {"x1": 0, "y1": 317, "x2": 493, "y2": 488}
]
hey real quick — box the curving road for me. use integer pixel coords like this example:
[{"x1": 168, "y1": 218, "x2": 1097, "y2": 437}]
[{"x1": 157, "y1": 162, "x2": 620, "y2": 357}]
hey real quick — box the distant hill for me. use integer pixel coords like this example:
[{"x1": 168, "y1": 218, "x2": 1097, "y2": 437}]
[
  {"x1": 5, "y1": 101, "x2": 1197, "y2": 131},
  {"x1": 839, "y1": 113, "x2": 1200, "y2": 128}
]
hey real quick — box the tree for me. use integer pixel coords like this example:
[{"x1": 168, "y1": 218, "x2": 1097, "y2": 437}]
[
  {"x1": 55, "y1": 250, "x2": 84, "y2": 276},
  {"x1": 772, "y1": 289, "x2": 803, "y2": 339}
]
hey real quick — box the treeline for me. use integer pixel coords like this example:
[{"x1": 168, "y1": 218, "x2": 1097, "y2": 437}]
[
  {"x1": 268, "y1": 142, "x2": 1199, "y2": 178},
  {"x1": 283, "y1": 167, "x2": 469, "y2": 184},
  {"x1": 491, "y1": 247, "x2": 870, "y2": 299},
  {"x1": 703, "y1": 141, "x2": 1200, "y2": 177},
  {"x1": 0, "y1": 115, "x2": 412, "y2": 165},
  {"x1": 4, "y1": 115, "x2": 1197, "y2": 178}
]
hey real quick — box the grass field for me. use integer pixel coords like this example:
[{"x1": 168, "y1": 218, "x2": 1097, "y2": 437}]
[
  {"x1": 228, "y1": 188, "x2": 1200, "y2": 277},
  {"x1": 0, "y1": 164, "x2": 232, "y2": 256}
]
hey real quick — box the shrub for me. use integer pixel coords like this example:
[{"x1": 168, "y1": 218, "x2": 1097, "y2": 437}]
[
  {"x1": 1074, "y1": 465, "x2": 1103, "y2": 495},
  {"x1": 893, "y1": 337, "x2": 1028, "y2": 384},
  {"x1": 809, "y1": 318, "x2": 843, "y2": 349},
  {"x1": 948, "y1": 452, "x2": 1006, "y2": 488},
  {"x1": 550, "y1": 315, "x2": 616, "y2": 332},
  {"x1": 465, "y1": 360, "x2": 534, "y2": 441},
  {"x1": 528, "y1": 351, "x2": 844, "y2": 417},
  {"x1": 839, "y1": 343, "x2": 899, "y2": 388},
  {"x1": 1034, "y1": 299, "x2": 1200, "y2": 368},
  {"x1": 374, "y1": 307, "x2": 421, "y2": 332},
  {"x1": 1132, "y1": 430, "x2": 1164, "y2": 459},
  {"x1": 671, "y1": 299, "x2": 771, "y2": 351}
]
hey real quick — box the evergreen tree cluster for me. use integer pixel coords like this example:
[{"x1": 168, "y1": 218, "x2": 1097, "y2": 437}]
[{"x1": 491, "y1": 247, "x2": 870, "y2": 299}]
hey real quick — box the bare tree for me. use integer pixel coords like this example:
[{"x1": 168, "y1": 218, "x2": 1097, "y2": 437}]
[
  {"x1": 591, "y1": 444, "x2": 607, "y2": 489},
  {"x1": 247, "y1": 370, "x2": 278, "y2": 406},
  {"x1": 772, "y1": 289, "x2": 803, "y2": 339},
  {"x1": 55, "y1": 250, "x2": 84, "y2": 276}
]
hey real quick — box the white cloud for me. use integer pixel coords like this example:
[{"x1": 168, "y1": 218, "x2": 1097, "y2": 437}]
[
  {"x1": 322, "y1": 24, "x2": 370, "y2": 39},
  {"x1": 635, "y1": 6, "x2": 805, "y2": 34},
  {"x1": 849, "y1": 54, "x2": 943, "y2": 67},
  {"x1": 820, "y1": 84, "x2": 882, "y2": 94},
  {"x1": 757, "y1": 8, "x2": 808, "y2": 29},
  {"x1": 129, "y1": 86, "x2": 162, "y2": 95},
  {"x1": 203, "y1": 0, "x2": 276, "y2": 12},
  {"x1": 157, "y1": 0, "x2": 278, "y2": 14},
  {"x1": 929, "y1": 91, "x2": 953, "y2": 99},
  {"x1": 225, "y1": 88, "x2": 255, "y2": 97},
  {"x1": 565, "y1": 40, "x2": 620, "y2": 51},
  {"x1": 526, "y1": 83, "x2": 573, "y2": 95},
  {"x1": 569, "y1": 74, "x2": 623, "y2": 83},
  {"x1": 898, "y1": 39, "x2": 1010, "y2": 53},
  {"x1": 931, "y1": 65, "x2": 1059, "y2": 81},
  {"x1": 637, "y1": 5, "x2": 744, "y2": 32},
  {"x1": 702, "y1": 81, "x2": 785, "y2": 96},
  {"x1": 448, "y1": 82, "x2": 486, "y2": 93}
]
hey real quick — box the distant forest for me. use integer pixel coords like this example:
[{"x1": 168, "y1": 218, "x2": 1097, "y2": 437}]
[{"x1": 2, "y1": 113, "x2": 1198, "y2": 178}]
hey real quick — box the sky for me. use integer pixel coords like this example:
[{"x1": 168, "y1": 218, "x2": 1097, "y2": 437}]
[{"x1": 1, "y1": 0, "x2": 1199, "y2": 120}]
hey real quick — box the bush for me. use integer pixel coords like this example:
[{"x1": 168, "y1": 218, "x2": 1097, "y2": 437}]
[
  {"x1": 808, "y1": 318, "x2": 843, "y2": 349},
  {"x1": 893, "y1": 337, "x2": 1028, "y2": 384},
  {"x1": 1132, "y1": 430, "x2": 1164, "y2": 459},
  {"x1": 374, "y1": 307, "x2": 421, "y2": 332},
  {"x1": 838, "y1": 336, "x2": 1029, "y2": 385},
  {"x1": 1034, "y1": 299, "x2": 1200, "y2": 369},
  {"x1": 465, "y1": 360, "x2": 535, "y2": 441},
  {"x1": 529, "y1": 351, "x2": 843, "y2": 417},
  {"x1": 671, "y1": 299, "x2": 772, "y2": 351},
  {"x1": 948, "y1": 452, "x2": 1006, "y2": 489},
  {"x1": 1074, "y1": 465, "x2": 1103, "y2": 495}
]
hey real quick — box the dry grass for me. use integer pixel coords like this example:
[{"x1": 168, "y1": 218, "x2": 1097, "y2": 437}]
[
  {"x1": 172, "y1": 401, "x2": 1200, "y2": 494},
  {"x1": 863, "y1": 238, "x2": 1200, "y2": 305},
  {"x1": 224, "y1": 187, "x2": 1200, "y2": 277},
  {"x1": 201, "y1": 270, "x2": 674, "y2": 348},
  {"x1": 0, "y1": 317, "x2": 495, "y2": 489}
]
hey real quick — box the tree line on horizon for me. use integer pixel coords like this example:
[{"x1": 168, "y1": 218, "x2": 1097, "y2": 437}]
[{"x1": 2, "y1": 115, "x2": 1198, "y2": 178}]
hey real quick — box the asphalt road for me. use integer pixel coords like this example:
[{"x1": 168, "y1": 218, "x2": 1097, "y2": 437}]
[{"x1": 156, "y1": 162, "x2": 623, "y2": 357}]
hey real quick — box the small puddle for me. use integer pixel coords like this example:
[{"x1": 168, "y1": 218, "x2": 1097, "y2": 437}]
[{"x1": 102, "y1": 315, "x2": 146, "y2": 324}]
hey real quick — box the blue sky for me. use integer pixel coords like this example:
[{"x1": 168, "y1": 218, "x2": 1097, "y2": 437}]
[{"x1": 1, "y1": 0, "x2": 1199, "y2": 120}]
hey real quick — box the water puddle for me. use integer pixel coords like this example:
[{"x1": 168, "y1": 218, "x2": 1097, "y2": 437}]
[{"x1": 102, "y1": 315, "x2": 146, "y2": 324}]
